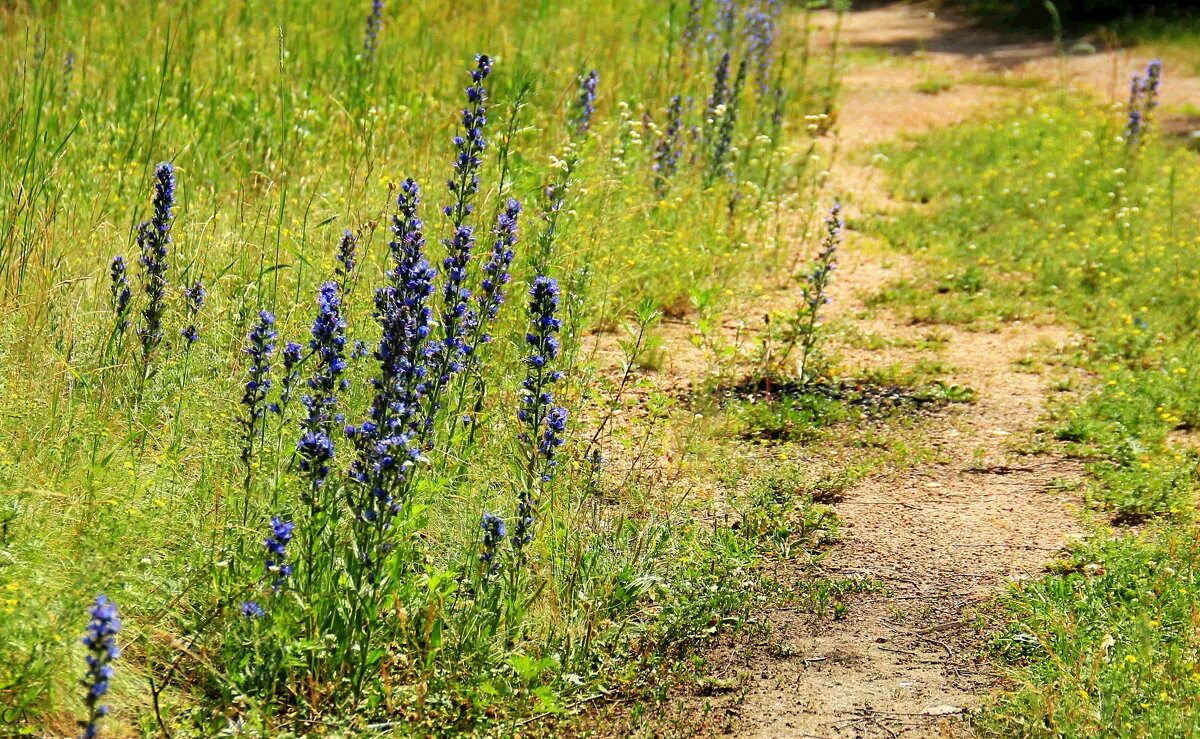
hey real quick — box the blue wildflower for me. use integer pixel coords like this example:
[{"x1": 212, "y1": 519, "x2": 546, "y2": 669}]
[
  {"x1": 1127, "y1": 60, "x2": 1164, "y2": 146},
  {"x1": 571, "y1": 69, "x2": 599, "y2": 136},
  {"x1": 63, "y1": 51, "x2": 75, "y2": 100},
  {"x1": 296, "y1": 283, "x2": 347, "y2": 497},
  {"x1": 444, "y1": 54, "x2": 492, "y2": 225},
  {"x1": 705, "y1": 51, "x2": 732, "y2": 126},
  {"x1": 301, "y1": 281, "x2": 348, "y2": 438},
  {"x1": 181, "y1": 279, "x2": 205, "y2": 344},
  {"x1": 744, "y1": 1, "x2": 779, "y2": 99},
  {"x1": 264, "y1": 515, "x2": 295, "y2": 592},
  {"x1": 79, "y1": 595, "x2": 120, "y2": 739},
  {"x1": 681, "y1": 0, "x2": 703, "y2": 54},
  {"x1": 383, "y1": 178, "x2": 436, "y2": 438},
  {"x1": 335, "y1": 229, "x2": 358, "y2": 293},
  {"x1": 476, "y1": 198, "x2": 522, "y2": 343},
  {"x1": 240, "y1": 312, "x2": 276, "y2": 468},
  {"x1": 364, "y1": 0, "x2": 384, "y2": 63},
  {"x1": 705, "y1": 56, "x2": 749, "y2": 185},
  {"x1": 297, "y1": 430, "x2": 335, "y2": 492},
  {"x1": 240, "y1": 600, "x2": 265, "y2": 619},
  {"x1": 514, "y1": 276, "x2": 568, "y2": 548},
  {"x1": 653, "y1": 95, "x2": 685, "y2": 193},
  {"x1": 713, "y1": 0, "x2": 737, "y2": 47},
  {"x1": 270, "y1": 341, "x2": 303, "y2": 416},
  {"x1": 539, "y1": 405, "x2": 569, "y2": 481},
  {"x1": 109, "y1": 256, "x2": 132, "y2": 336},
  {"x1": 136, "y1": 162, "x2": 176, "y2": 361},
  {"x1": 425, "y1": 55, "x2": 492, "y2": 427},
  {"x1": 480, "y1": 512, "x2": 506, "y2": 574}
]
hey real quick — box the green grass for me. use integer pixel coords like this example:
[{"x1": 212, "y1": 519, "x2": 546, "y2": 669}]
[{"x1": 875, "y1": 91, "x2": 1200, "y2": 735}]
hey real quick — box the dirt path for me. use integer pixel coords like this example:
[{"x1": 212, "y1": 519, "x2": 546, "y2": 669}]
[
  {"x1": 581, "y1": 4, "x2": 1194, "y2": 736},
  {"x1": 686, "y1": 5, "x2": 1135, "y2": 736}
]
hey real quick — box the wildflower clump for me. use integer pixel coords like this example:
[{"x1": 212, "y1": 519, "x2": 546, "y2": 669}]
[{"x1": 136, "y1": 163, "x2": 176, "y2": 364}]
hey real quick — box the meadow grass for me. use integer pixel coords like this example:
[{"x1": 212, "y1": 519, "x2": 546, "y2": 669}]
[
  {"x1": 0, "y1": 0, "x2": 853, "y2": 735},
  {"x1": 875, "y1": 89, "x2": 1200, "y2": 735}
]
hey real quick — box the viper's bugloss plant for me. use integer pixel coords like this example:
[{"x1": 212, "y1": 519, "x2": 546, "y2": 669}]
[
  {"x1": 108, "y1": 256, "x2": 131, "y2": 338},
  {"x1": 476, "y1": 198, "x2": 521, "y2": 345},
  {"x1": 345, "y1": 285, "x2": 421, "y2": 537},
  {"x1": 682, "y1": 0, "x2": 703, "y2": 56},
  {"x1": 240, "y1": 600, "x2": 265, "y2": 619},
  {"x1": 571, "y1": 69, "x2": 598, "y2": 137},
  {"x1": 714, "y1": 0, "x2": 737, "y2": 47},
  {"x1": 426, "y1": 54, "x2": 491, "y2": 429},
  {"x1": 514, "y1": 275, "x2": 567, "y2": 549},
  {"x1": 270, "y1": 341, "x2": 303, "y2": 416},
  {"x1": 705, "y1": 56, "x2": 749, "y2": 186},
  {"x1": 745, "y1": 0, "x2": 779, "y2": 98},
  {"x1": 181, "y1": 279, "x2": 205, "y2": 344},
  {"x1": 240, "y1": 312, "x2": 276, "y2": 473},
  {"x1": 264, "y1": 516, "x2": 295, "y2": 592},
  {"x1": 480, "y1": 512, "x2": 505, "y2": 575},
  {"x1": 532, "y1": 145, "x2": 579, "y2": 274},
  {"x1": 653, "y1": 95, "x2": 685, "y2": 194},
  {"x1": 136, "y1": 162, "x2": 176, "y2": 364},
  {"x1": 301, "y1": 281, "x2": 348, "y2": 441},
  {"x1": 79, "y1": 595, "x2": 120, "y2": 739},
  {"x1": 444, "y1": 54, "x2": 491, "y2": 228},
  {"x1": 1126, "y1": 59, "x2": 1163, "y2": 149},
  {"x1": 704, "y1": 51, "x2": 731, "y2": 127},
  {"x1": 335, "y1": 229, "x2": 358, "y2": 294},
  {"x1": 364, "y1": 0, "x2": 383, "y2": 63},
  {"x1": 385, "y1": 178, "x2": 436, "y2": 438},
  {"x1": 795, "y1": 201, "x2": 841, "y2": 381},
  {"x1": 239, "y1": 311, "x2": 276, "y2": 525}
]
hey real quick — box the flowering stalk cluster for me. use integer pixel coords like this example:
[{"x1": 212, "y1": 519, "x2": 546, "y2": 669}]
[
  {"x1": 1126, "y1": 59, "x2": 1163, "y2": 147},
  {"x1": 181, "y1": 279, "x2": 205, "y2": 345},
  {"x1": 335, "y1": 229, "x2": 359, "y2": 294},
  {"x1": 136, "y1": 162, "x2": 176, "y2": 362},
  {"x1": 476, "y1": 198, "x2": 522, "y2": 344},
  {"x1": 264, "y1": 516, "x2": 295, "y2": 592},
  {"x1": 79, "y1": 595, "x2": 121, "y2": 739},
  {"x1": 681, "y1": 0, "x2": 703, "y2": 56},
  {"x1": 297, "y1": 282, "x2": 347, "y2": 496},
  {"x1": 713, "y1": 0, "x2": 738, "y2": 47},
  {"x1": 364, "y1": 0, "x2": 383, "y2": 63},
  {"x1": 386, "y1": 179, "x2": 436, "y2": 436},
  {"x1": 705, "y1": 56, "x2": 749, "y2": 186},
  {"x1": 240, "y1": 312, "x2": 276, "y2": 471},
  {"x1": 480, "y1": 512, "x2": 506, "y2": 575},
  {"x1": 109, "y1": 256, "x2": 132, "y2": 337},
  {"x1": 532, "y1": 146, "x2": 579, "y2": 275},
  {"x1": 571, "y1": 69, "x2": 599, "y2": 137},
  {"x1": 240, "y1": 515, "x2": 294, "y2": 618},
  {"x1": 270, "y1": 341, "x2": 303, "y2": 416},
  {"x1": 424, "y1": 55, "x2": 492, "y2": 430},
  {"x1": 795, "y1": 201, "x2": 842, "y2": 381},
  {"x1": 514, "y1": 276, "x2": 568, "y2": 548},
  {"x1": 653, "y1": 95, "x2": 685, "y2": 194},
  {"x1": 745, "y1": 0, "x2": 779, "y2": 99},
  {"x1": 345, "y1": 288, "x2": 422, "y2": 553},
  {"x1": 704, "y1": 51, "x2": 732, "y2": 127}
]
